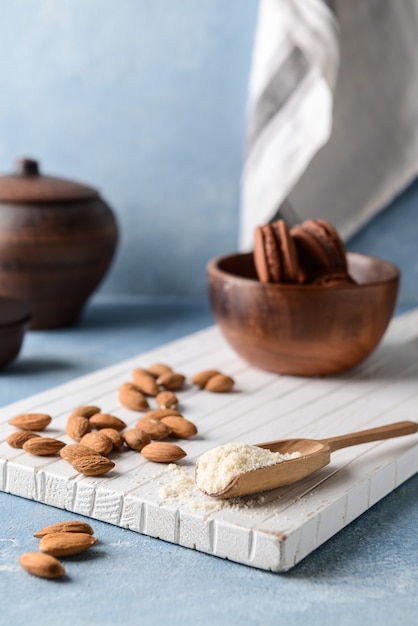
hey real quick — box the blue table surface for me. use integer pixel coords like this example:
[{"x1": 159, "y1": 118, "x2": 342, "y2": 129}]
[{"x1": 1, "y1": 180, "x2": 418, "y2": 626}]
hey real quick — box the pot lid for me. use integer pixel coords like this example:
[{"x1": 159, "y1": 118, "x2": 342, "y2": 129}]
[{"x1": 0, "y1": 158, "x2": 99, "y2": 203}]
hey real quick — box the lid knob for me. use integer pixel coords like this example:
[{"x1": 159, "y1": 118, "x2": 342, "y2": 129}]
[{"x1": 16, "y1": 158, "x2": 40, "y2": 177}]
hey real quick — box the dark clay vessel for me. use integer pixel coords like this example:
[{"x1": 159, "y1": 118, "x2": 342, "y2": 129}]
[{"x1": 0, "y1": 158, "x2": 118, "y2": 329}]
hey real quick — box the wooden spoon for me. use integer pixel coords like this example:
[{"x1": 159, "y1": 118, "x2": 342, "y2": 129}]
[{"x1": 198, "y1": 421, "x2": 418, "y2": 499}]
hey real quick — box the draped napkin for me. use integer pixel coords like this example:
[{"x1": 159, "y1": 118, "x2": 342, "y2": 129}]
[{"x1": 240, "y1": 0, "x2": 418, "y2": 250}]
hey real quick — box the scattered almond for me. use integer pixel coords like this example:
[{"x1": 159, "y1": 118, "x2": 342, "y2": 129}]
[
  {"x1": 9, "y1": 413, "x2": 52, "y2": 431},
  {"x1": 19, "y1": 552, "x2": 65, "y2": 579},
  {"x1": 66, "y1": 415, "x2": 91, "y2": 441},
  {"x1": 148, "y1": 362, "x2": 173, "y2": 378},
  {"x1": 79, "y1": 432, "x2": 113, "y2": 455},
  {"x1": 69, "y1": 405, "x2": 101, "y2": 419},
  {"x1": 204, "y1": 373, "x2": 234, "y2": 393},
  {"x1": 119, "y1": 382, "x2": 149, "y2": 411},
  {"x1": 156, "y1": 372, "x2": 185, "y2": 391},
  {"x1": 39, "y1": 532, "x2": 98, "y2": 557},
  {"x1": 22, "y1": 437, "x2": 66, "y2": 456},
  {"x1": 192, "y1": 369, "x2": 221, "y2": 388},
  {"x1": 60, "y1": 444, "x2": 102, "y2": 462},
  {"x1": 136, "y1": 417, "x2": 172, "y2": 440},
  {"x1": 99, "y1": 428, "x2": 124, "y2": 449},
  {"x1": 34, "y1": 521, "x2": 94, "y2": 538},
  {"x1": 69, "y1": 453, "x2": 115, "y2": 476},
  {"x1": 132, "y1": 369, "x2": 159, "y2": 396},
  {"x1": 161, "y1": 416, "x2": 197, "y2": 438},
  {"x1": 123, "y1": 428, "x2": 151, "y2": 452},
  {"x1": 6, "y1": 431, "x2": 40, "y2": 449},
  {"x1": 141, "y1": 442, "x2": 186, "y2": 463},
  {"x1": 156, "y1": 390, "x2": 179, "y2": 409},
  {"x1": 89, "y1": 413, "x2": 127, "y2": 432},
  {"x1": 145, "y1": 408, "x2": 183, "y2": 420}
]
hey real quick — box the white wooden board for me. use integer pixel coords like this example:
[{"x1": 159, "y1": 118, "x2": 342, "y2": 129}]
[{"x1": 1, "y1": 308, "x2": 418, "y2": 572}]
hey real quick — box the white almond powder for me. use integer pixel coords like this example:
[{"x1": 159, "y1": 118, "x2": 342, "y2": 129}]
[{"x1": 196, "y1": 442, "x2": 301, "y2": 495}]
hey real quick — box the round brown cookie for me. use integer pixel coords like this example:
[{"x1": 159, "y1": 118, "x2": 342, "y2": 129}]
[
  {"x1": 253, "y1": 219, "x2": 298, "y2": 283},
  {"x1": 290, "y1": 219, "x2": 353, "y2": 284}
]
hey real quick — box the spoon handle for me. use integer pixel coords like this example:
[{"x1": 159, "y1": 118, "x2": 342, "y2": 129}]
[{"x1": 321, "y1": 420, "x2": 418, "y2": 453}]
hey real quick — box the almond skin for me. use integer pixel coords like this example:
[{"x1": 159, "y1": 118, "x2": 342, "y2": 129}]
[
  {"x1": 132, "y1": 370, "x2": 159, "y2": 396},
  {"x1": 79, "y1": 432, "x2": 113, "y2": 455},
  {"x1": 135, "y1": 417, "x2": 172, "y2": 441},
  {"x1": 22, "y1": 437, "x2": 66, "y2": 456},
  {"x1": 204, "y1": 373, "x2": 235, "y2": 393},
  {"x1": 60, "y1": 444, "x2": 102, "y2": 462},
  {"x1": 66, "y1": 415, "x2": 91, "y2": 441},
  {"x1": 156, "y1": 372, "x2": 185, "y2": 391},
  {"x1": 192, "y1": 369, "x2": 221, "y2": 388},
  {"x1": 39, "y1": 532, "x2": 98, "y2": 557},
  {"x1": 145, "y1": 408, "x2": 183, "y2": 421},
  {"x1": 34, "y1": 521, "x2": 94, "y2": 538},
  {"x1": 69, "y1": 405, "x2": 101, "y2": 419},
  {"x1": 161, "y1": 416, "x2": 197, "y2": 438},
  {"x1": 6, "y1": 431, "x2": 40, "y2": 449},
  {"x1": 69, "y1": 453, "x2": 115, "y2": 476},
  {"x1": 89, "y1": 413, "x2": 127, "y2": 431},
  {"x1": 99, "y1": 428, "x2": 125, "y2": 449},
  {"x1": 9, "y1": 413, "x2": 52, "y2": 431},
  {"x1": 19, "y1": 552, "x2": 65, "y2": 579},
  {"x1": 123, "y1": 428, "x2": 151, "y2": 452},
  {"x1": 148, "y1": 362, "x2": 173, "y2": 378},
  {"x1": 119, "y1": 382, "x2": 149, "y2": 411},
  {"x1": 141, "y1": 442, "x2": 186, "y2": 463},
  {"x1": 156, "y1": 390, "x2": 179, "y2": 409}
]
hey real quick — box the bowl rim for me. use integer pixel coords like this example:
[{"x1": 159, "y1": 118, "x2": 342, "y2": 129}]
[
  {"x1": 0, "y1": 315, "x2": 31, "y2": 332},
  {"x1": 207, "y1": 251, "x2": 400, "y2": 290}
]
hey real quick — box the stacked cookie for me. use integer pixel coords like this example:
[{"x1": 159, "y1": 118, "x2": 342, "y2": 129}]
[{"x1": 253, "y1": 218, "x2": 355, "y2": 286}]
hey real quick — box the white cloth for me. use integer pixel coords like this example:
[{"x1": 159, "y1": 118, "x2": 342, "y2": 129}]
[{"x1": 240, "y1": 0, "x2": 418, "y2": 250}]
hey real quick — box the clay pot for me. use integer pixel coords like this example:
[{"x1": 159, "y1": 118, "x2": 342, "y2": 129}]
[
  {"x1": 0, "y1": 158, "x2": 118, "y2": 329},
  {"x1": 0, "y1": 296, "x2": 30, "y2": 369}
]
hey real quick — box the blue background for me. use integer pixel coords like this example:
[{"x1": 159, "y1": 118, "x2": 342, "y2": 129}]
[{"x1": 0, "y1": 0, "x2": 259, "y2": 297}]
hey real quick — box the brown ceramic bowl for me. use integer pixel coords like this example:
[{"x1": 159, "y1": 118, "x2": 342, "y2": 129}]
[
  {"x1": 0, "y1": 296, "x2": 30, "y2": 368},
  {"x1": 207, "y1": 252, "x2": 400, "y2": 377}
]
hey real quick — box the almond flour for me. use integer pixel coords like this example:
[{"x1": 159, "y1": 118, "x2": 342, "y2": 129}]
[{"x1": 195, "y1": 443, "x2": 301, "y2": 495}]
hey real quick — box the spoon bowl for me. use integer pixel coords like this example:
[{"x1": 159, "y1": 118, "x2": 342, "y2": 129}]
[{"x1": 198, "y1": 421, "x2": 418, "y2": 499}]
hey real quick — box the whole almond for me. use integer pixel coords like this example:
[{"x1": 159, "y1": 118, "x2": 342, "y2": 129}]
[
  {"x1": 34, "y1": 521, "x2": 94, "y2": 538},
  {"x1": 79, "y1": 432, "x2": 113, "y2": 455},
  {"x1": 156, "y1": 372, "x2": 185, "y2": 391},
  {"x1": 119, "y1": 382, "x2": 149, "y2": 411},
  {"x1": 136, "y1": 417, "x2": 172, "y2": 441},
  {"x1": 156, "y1": 390, "x2": 179, "y2": 409},
  {"x1": 19, "y1": 552, "x2": 65, "y2": 579},
  {"x1": 39, "y1": 532, "x2": 98, "y2": 557},
  {"x1": 6, "y1": 431, "x2": 40, "y2": 449},
  {"x1": 204, "y1": 373, "x2": 235, "y2": 393},
  {"x1": 161, "y1": 416, "x2": 197, "y2": 438},
  {"x1": 69, "y1": 405, "x2": 101, "y2": 419},
  {"x1": 22, "y1": 437, "x2": 66, "y2": 456},
  {"x1": 145, "y1": 408, "x2": 183, "y2": 420},
  {"x1": 89, "y1": 413, "x2": 127, "y2": 431},
  {"x1": 69, "y1": 453, "x2": 115, "y2": 476},
  {"x1": 123, "y1": 428, "x2": 151, "y2": 451},
  {"x1": 141, "y1": 442, "x2": 186, "y2": 463},
  {"x1": 131, "y1": 367, "x2": 151, "y2": 377},
  {"x1": 66, "y1": 415, "x2": 91, "y2": 441},
  {"x1": 99, "y1": 428, "x2": 124, "y2": 449},
  {"x1": 60, "y1": 444, "x2": 102, "y2": 462},
  {"x1": 132, "y1": 370, "x2": 159, "y2": 396},
  {"x1": 148, "y1": 362, "x2": 173, "y2": 378},
  {"x1": 9, "y1": 413, "x2": 52, "y2": 431},
  {"x1": 192, "y1": 369, "x2": 221, "y2": 388}
]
